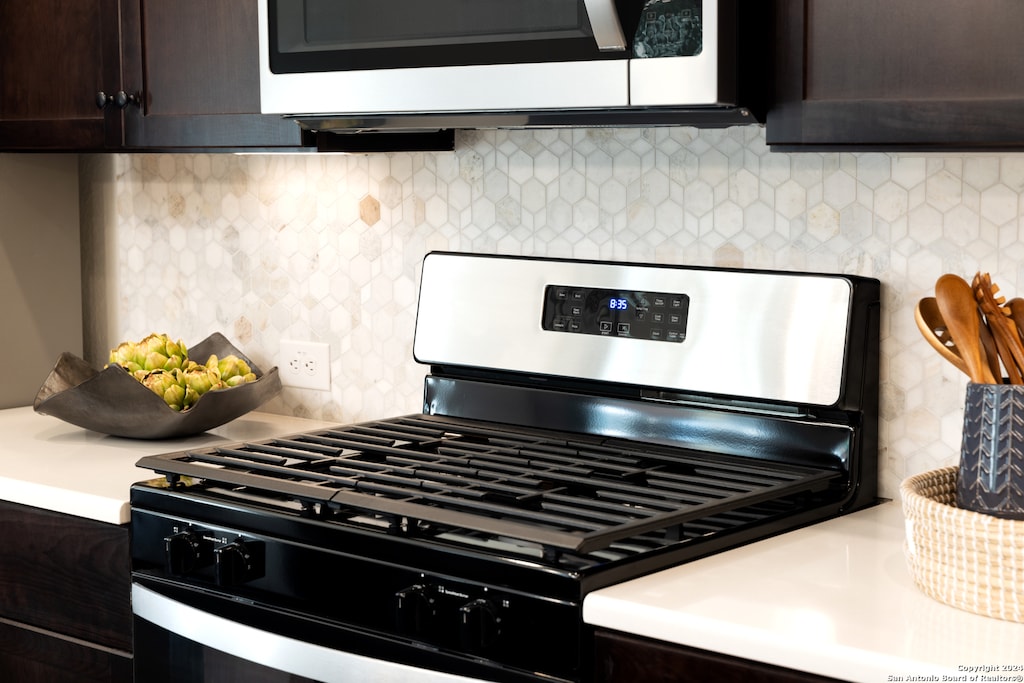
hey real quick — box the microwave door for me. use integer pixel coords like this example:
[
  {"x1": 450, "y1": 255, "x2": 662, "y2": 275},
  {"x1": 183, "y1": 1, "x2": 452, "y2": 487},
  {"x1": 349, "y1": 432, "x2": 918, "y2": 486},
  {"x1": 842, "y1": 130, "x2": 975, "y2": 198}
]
[
  {"x1": 266, "y1": 0, "x2": 626, "y2": 72},
  {"x1": 258, "y1": 0, "x2": 632, "y2": 116}
]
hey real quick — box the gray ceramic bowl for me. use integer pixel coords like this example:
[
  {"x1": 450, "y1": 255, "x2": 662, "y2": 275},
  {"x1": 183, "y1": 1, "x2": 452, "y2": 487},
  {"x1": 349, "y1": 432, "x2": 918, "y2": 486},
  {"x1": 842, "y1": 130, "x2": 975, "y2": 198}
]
[{"x1": 33, "y1": 332, "x2": 281, "y2": 439}]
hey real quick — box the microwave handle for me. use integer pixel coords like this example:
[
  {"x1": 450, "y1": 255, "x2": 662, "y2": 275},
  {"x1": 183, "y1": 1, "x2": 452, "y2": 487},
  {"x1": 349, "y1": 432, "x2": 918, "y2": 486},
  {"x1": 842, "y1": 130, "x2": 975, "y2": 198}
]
[{"x1": 583, "y1": 0, "x2": 627, "y2": 51}]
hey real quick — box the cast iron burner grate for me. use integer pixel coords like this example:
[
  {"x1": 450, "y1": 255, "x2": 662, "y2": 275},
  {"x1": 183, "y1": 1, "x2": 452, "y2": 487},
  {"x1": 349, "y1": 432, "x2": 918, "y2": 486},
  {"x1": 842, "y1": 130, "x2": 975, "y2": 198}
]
[{"x1": 137, "y1": 414, "x2": 840, "y2": 556}]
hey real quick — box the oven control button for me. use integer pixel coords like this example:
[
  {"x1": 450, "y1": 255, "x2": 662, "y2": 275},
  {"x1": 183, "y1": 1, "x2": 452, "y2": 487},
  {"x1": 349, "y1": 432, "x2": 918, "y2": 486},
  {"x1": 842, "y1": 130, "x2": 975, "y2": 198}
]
[
  {"x1": 213, "y1": 539, "x2": 265, "y2": 587},
  {"x1": 395, "y1": 584, "x2": 436, "y2": 637},
  {"x1": 164, "y1": 530, "x2": 209, "y2": 575},
  {"x1": 458, "y1": 598, "x2": 501, "y2": 653}
]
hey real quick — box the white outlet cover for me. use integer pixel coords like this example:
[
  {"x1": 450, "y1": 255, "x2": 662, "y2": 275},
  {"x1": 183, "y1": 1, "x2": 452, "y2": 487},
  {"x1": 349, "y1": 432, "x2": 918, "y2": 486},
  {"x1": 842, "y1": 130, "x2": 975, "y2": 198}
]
[{"x1": 280, "y1": 340, "x2": 331, "y2": 391}]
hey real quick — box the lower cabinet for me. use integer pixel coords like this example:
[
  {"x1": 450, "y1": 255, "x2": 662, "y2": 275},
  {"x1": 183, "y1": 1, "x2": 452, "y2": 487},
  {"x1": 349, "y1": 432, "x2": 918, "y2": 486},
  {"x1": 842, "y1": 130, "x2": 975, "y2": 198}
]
[
  {"x1": 593, "y1": 629, "x2": 846, "y2": 683},
  {"x1": 0, "y1": 500, "x2": 132, "y2": 682}
]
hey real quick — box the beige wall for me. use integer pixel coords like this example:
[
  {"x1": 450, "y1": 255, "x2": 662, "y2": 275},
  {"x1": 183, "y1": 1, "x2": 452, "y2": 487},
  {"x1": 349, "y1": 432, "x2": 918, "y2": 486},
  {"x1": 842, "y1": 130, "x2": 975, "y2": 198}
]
[{"x1": 0, "y1": 154, "x2": 82, "y2": 409}]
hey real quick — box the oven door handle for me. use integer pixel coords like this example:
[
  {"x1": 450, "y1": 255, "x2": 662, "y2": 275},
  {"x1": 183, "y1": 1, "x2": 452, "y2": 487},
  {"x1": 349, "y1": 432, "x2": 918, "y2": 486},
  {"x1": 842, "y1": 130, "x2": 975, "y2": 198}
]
[
  {"x1": 583, "y1": 0, "x2": 627, "y2": 51},
  {"x1": 131, "y1": 583, "x2": 479, "y2": 683}
]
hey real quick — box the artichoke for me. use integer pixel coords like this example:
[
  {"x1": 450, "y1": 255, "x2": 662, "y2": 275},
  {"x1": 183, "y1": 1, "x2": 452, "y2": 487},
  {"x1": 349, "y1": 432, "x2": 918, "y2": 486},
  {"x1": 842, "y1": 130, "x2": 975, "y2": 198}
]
[
  {"x1": 181, "y1": 362, "x2": 225, "y2": 395},
  {"x1": 141, "y1": 369, "x2": 187, "y2": 412},
  {"x1": 107, "y1": 333, "x2": 258, "y2": 412},
  {"x1": 211, "y1": 354, "x2": 253, "y2": 383},
  {"x1": 108, "y1": 333, "x2": 187, "y2": 373}
]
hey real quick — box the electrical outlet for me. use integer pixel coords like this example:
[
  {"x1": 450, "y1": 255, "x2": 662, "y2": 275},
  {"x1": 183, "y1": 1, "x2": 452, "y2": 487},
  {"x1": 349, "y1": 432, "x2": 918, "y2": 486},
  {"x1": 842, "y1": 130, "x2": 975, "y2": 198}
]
[{"x1": 279, "y1": 340, "x2": 331, "y2": 391}]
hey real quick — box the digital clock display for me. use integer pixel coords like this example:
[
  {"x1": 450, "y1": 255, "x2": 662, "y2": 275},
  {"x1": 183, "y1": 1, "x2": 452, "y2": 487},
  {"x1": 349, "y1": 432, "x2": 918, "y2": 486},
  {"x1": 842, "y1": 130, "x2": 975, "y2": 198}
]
[{"x1": 608, "y1": 298, "x2": 629, "y2": 310}]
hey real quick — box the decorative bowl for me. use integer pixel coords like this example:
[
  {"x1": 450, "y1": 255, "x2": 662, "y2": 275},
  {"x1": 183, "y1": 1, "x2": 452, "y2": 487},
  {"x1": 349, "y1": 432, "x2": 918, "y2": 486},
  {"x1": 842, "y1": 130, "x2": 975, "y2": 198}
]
[{"x1": 33, "y1": 332, "x2": 281, "y2": 439}]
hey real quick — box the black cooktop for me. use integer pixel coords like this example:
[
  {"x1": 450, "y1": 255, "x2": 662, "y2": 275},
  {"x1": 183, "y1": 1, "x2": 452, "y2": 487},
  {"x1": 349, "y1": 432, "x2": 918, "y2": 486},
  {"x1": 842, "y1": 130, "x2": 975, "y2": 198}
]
[{"x1": 137, "y1": 413, "x2": 842, "y2": 560}]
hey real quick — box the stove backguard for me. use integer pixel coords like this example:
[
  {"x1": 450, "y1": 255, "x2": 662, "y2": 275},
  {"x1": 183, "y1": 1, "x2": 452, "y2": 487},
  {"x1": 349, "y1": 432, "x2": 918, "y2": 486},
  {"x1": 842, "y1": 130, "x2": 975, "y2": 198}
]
[{"x1": 414, "y1": 252, "x2": 878, "y2": 410}]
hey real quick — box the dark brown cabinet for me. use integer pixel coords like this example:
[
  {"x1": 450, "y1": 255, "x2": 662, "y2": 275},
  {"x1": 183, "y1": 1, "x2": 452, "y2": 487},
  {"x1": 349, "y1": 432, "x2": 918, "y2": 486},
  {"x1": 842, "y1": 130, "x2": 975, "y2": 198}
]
[
  {"x1": 0, "y1": 499, "x2": 132, "y2": 682},
  {"x1": 0, "y1": 0, "x2": 122, "y2": 149},
  {"x1": 767, "y1": 0, "x2": 1024, "y2": 150},
  {"x1": 593, "y1": 629, "x2": 847, "y2": 683},
  {"x1": 0, "y1": 0, "x2": 305, "y2": 151}
]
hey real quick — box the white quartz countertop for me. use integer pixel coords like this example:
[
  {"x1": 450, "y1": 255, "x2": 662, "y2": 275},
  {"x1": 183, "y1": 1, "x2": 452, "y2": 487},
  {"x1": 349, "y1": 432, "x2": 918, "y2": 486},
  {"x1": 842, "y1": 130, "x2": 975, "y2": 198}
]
[
  {"x1": 0, "y1": 406, "x2": 333, "y2": 525},
  {"x1": 584, "y1": 500, "x2": 1024, "y2": 682}
]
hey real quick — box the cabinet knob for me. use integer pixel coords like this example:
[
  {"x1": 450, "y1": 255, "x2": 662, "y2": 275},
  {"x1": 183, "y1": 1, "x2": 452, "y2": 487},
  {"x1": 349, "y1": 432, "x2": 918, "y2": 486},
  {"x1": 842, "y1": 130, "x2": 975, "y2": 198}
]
[
  {"x1": 113, "y1": 90, "x2": 140, "y2": 109},
  {"x1": 96, "y1": 90, "x2": 140, "y2": 110}
]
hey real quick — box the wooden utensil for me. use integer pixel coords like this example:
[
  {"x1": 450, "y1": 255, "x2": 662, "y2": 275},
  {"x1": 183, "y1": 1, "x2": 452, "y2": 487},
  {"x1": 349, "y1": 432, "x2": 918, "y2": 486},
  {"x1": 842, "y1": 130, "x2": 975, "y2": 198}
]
[
  {"x1": 914, "y1": 297, "x2": 969, "y2": 375},
  {"x1": 935, "y1": 274, "x2": 996, "y2": 384},
  {"x1": 1005, "y1": 297, "x2": 1024, "y2": 339},
  {"x1": 973, "y1": 272, "x2": 1024, "y2": 383},
  {"x1": 978, "y1": 309, "x2": 1002, "y2": 381}
]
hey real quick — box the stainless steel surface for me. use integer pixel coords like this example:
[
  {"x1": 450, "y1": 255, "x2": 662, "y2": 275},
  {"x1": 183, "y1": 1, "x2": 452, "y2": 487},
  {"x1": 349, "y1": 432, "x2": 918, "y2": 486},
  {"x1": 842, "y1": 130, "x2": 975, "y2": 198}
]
[
  {"x1": 258, "y1": 0, "x2": 735, "y2": 120},
  {"x1": 133, "y1": 585, "x2": 484, "y2": 683},
  {"x1": 258, "y1": 0, "x2": 626, "y2": 115},
  {"x1": 583, "y1": 0, "x2": 627, "y2": 51},
  {"x1": 414, "y1": 253, "x2": 854, "y2": 406}
]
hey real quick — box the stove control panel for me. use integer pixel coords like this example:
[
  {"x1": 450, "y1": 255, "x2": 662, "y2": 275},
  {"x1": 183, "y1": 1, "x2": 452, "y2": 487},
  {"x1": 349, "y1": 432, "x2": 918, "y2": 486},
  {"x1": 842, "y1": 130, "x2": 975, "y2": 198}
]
[
  {"x1": 132, "y1": 506, "x2": 581, "y2": 680},
  {"x1": 394, "y1": 581, "x2": 506, "y2": 655},
  {"x1": 542, "y1": 284, "x2": 689, "y2": 342},
  {"x1": 162, "y1": 525, "x2": 265, "y2": 587}
]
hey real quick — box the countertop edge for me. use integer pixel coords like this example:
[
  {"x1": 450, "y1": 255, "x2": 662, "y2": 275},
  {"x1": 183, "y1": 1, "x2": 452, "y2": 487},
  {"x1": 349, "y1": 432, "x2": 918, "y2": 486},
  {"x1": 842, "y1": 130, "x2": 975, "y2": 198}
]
[
  {"x1": 582, "y1": 501, "x2": 1024, "y2": 683},
  {"x1": 584, "y1": 592, "x2": 958, "y2": 682},
  {"x1": 0, "y1": 476, "x2": 132, "y2": 525}
]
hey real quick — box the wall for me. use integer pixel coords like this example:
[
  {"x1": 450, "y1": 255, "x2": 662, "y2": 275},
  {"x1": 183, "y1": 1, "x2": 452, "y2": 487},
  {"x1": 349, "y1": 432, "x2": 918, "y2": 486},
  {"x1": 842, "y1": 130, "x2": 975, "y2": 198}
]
[
  {"x1": 0, "y1": 154, "x2": 82, "y2": 409},
  {"x1": 78, "y1": 126, "x2": 1024, "y2": 499}
]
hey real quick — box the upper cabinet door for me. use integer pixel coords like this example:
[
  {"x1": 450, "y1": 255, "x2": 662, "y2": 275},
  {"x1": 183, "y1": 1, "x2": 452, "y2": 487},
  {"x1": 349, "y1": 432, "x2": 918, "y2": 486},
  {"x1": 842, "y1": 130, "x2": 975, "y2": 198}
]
[
  {"x1": 0, "y1": 0, "x2": 305, "y2": 152},
  {"x1": 768, "y1": 0, "x2": 1024, "y2": 149},
  {"x1": 0, "y1": 0, "x2": 124, "y2": 150},
  {"x1": 121, "y1": 0, "x2": 305, "y2": 150}
]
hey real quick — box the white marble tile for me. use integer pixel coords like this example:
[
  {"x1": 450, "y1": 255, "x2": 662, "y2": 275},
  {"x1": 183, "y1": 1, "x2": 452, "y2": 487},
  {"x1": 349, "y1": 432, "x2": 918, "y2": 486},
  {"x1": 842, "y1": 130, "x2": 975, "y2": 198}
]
[{"x1": 86, "y1": 127, "x2": 1024, "y2": 499}]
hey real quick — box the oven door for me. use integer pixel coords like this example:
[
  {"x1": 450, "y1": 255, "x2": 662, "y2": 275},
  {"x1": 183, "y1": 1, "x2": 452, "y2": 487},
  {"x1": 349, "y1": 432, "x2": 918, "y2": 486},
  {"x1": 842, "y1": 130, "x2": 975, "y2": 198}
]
[{"x1": 132, "y1": 581, "x2": 516, "y2": 683}]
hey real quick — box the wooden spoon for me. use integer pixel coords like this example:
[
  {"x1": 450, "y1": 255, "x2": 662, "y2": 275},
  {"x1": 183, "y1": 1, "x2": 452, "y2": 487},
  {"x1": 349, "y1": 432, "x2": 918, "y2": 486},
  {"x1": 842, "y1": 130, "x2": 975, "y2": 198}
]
[
  {"x1": 914, "y1": 297, "x2": 969, "y2": 375},
  {"x1": 935, "y1": 274, "x2": 996, "y2": 384},
  {"x1": 1005, "y1": 297, "x2": 1024, "y2": 339}
]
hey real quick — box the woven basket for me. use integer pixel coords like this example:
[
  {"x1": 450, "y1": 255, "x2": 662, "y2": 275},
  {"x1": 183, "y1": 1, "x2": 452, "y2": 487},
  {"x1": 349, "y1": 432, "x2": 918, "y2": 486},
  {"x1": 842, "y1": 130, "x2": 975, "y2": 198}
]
[{"x1": 900, "y1": 467, "x2": 1024, "y2": 623}]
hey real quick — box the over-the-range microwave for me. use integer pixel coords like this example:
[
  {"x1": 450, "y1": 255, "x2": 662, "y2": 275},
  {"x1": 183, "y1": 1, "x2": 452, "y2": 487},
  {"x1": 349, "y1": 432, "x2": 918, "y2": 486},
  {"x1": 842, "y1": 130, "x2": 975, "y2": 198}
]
[{"x1": 258, "y1": 0, "x2": 771, "y2": 142}]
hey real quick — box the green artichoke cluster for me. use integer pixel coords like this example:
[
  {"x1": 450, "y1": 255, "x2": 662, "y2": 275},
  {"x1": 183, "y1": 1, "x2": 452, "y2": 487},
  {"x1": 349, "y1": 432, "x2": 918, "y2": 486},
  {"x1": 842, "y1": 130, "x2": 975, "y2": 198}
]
[{"x1": 107, "y1": 333, "x2": 257, "y2": 411}]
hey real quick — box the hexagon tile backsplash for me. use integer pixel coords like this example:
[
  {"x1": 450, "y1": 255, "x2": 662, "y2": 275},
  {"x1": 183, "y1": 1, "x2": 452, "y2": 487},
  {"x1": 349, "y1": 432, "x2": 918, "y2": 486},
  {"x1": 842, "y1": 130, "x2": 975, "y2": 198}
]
[{"x1": 80, "y1": 125, "x2": 1024, "y2": 499}]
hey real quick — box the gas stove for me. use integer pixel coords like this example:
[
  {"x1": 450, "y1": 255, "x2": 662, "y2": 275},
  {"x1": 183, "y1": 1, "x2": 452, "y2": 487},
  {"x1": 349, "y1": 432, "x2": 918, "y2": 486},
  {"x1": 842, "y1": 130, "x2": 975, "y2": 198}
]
[{"x1": 129, "y1": 252, "x2": 880, "y2": 683}]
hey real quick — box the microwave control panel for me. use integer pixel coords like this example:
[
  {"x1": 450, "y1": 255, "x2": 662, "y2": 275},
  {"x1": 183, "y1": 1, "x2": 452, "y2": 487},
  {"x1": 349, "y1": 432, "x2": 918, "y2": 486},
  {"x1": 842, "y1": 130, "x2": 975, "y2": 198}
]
[{"x1": 542, "y1": 284, "x2": 689, "y2": 343}]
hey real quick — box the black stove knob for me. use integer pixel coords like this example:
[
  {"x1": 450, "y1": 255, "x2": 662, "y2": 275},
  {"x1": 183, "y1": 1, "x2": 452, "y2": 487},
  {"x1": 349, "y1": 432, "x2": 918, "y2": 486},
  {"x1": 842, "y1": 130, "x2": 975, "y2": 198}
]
[
  {"x1": 395, "y1": 584, "x2": 436, "y2": 637},
  {"x1": 459, "y1": 598, "x2": 501, "y2": 653},
  {"x1": 214, "y1": 539, "x2": 264, "y2": 587},
  {"x1": 164, "y1": 530, "x2": 207, "y2": 575}
]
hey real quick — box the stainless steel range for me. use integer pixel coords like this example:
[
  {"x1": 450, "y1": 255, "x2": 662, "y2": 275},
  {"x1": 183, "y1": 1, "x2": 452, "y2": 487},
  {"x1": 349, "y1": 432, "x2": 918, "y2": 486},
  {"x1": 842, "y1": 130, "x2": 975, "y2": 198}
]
[{"x1": 129, "y1": 252, "x2": 880, "y2": 683}]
